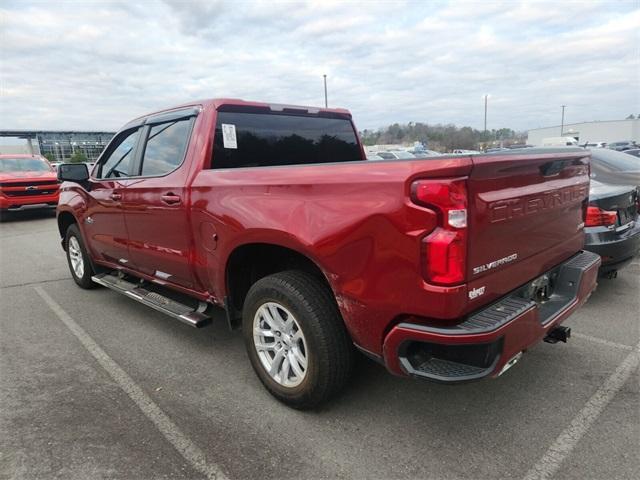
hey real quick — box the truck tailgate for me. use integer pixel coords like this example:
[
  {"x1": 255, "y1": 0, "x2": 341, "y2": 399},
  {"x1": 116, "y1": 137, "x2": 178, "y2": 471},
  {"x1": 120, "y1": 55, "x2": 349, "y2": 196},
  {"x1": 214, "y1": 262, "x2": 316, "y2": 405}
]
[{"x1": 467, "y1": 148, "x2": 590, "y2": 284}]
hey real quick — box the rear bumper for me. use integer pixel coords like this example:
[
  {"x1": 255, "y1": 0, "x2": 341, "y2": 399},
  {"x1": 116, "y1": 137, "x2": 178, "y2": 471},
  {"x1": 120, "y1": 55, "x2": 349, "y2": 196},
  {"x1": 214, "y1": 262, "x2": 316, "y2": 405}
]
[
  {"x1": 585, "y1": 221, "x2": 640, "y2": 274},
  {"x1": 382, "y1": 250, "x2": 601, "y2": 382}
]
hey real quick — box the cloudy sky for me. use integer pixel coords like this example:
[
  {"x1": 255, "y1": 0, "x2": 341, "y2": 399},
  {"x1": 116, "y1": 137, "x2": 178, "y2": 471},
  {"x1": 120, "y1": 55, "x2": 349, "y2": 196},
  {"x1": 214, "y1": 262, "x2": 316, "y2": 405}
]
[{"x1": 1, "y1": 0, "x2": 638, "y2": 134}]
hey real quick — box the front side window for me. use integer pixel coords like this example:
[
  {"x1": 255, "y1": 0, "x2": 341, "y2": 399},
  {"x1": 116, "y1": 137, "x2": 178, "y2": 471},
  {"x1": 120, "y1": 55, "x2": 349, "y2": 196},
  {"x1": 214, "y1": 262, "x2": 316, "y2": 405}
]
[
  {"x1": 99, "y1": 128, "x2": 140, "y2": 179},
  {"x1": 140, "y1": 118, "x2": 192, "y2": 176},
  {"x1": 211, "y1": 111, "x2": 362, "y2": 169}
]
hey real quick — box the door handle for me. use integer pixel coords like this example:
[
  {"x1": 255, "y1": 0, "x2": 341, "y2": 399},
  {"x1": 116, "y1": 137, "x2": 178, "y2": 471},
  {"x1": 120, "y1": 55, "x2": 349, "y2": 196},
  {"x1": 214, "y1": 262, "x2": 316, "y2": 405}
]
[
  {"x1": 161, "y1": 193, "x2": 181, "y2": 205},
  {"x1": 110, "y1": 192, "x2": 122, "y2": 201}
]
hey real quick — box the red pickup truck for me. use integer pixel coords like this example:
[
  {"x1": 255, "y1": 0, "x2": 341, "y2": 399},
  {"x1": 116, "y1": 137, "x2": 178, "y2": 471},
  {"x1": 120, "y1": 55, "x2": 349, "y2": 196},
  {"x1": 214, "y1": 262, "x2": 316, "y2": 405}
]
[
  {"x1": 56, "y1": 98, "x2": 600, "y2": 408},
  {"x1": 0, "y1": 154, "x2": 60, "y2": 213}
]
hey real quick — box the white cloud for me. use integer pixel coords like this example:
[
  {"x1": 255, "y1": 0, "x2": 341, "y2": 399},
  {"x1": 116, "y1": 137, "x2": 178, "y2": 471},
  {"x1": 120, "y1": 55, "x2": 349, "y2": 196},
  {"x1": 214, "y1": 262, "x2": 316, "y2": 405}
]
[{"x1": 0, "y1": 0, "x2": 638, "y2": 133}]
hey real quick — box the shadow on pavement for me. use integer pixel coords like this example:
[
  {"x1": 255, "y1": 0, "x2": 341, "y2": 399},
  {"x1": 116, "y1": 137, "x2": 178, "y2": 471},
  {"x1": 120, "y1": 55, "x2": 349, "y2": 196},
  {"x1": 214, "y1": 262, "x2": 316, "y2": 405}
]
[{"x1": 0, "y1": 208, "x2": 57, "y2": 223}]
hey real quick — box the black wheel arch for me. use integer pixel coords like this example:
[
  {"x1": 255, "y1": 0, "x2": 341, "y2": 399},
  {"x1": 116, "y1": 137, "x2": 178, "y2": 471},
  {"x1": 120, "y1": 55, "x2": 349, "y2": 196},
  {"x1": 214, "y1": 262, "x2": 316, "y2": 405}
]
[
  {"x1": 225, "y1": 243, "x2": 338, "y2": 327},
  {"x1": 57, "y1": 211, "x2": 78, "y2": 248}
]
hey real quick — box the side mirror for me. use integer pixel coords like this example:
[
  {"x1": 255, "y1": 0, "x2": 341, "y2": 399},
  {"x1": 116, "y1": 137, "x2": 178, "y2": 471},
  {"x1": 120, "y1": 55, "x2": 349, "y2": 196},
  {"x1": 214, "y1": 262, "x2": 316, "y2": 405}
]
[{"x1": 58, "y1": 163, "x2": 89, "y2": 183}]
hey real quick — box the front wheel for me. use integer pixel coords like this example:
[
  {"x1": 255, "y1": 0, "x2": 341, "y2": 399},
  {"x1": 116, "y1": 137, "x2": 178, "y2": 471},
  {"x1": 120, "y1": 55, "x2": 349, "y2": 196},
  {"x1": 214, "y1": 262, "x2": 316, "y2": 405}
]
[
  {"x1": 242, "y1": 270, "x2": 354, "y2": 409},
  {"x1": 65, "y1": 223, "x2": 97, "y2": 289}
]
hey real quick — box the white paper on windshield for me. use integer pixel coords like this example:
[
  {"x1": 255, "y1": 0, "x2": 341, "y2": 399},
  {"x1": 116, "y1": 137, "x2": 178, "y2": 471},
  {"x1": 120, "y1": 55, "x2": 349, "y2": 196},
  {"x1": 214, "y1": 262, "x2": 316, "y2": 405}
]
[{"x1": 221, "y1": 123, "x2": 238, "y2": 149}]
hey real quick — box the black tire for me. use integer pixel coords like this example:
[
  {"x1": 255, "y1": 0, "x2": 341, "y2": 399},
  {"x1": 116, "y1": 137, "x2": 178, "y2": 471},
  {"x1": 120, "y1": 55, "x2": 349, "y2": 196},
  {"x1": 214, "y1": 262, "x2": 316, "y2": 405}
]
[
  {"x1": 242, "y1": 270, "x2": 354, "y2": 409},
  {"x1": 65, "y1": 223, "x2": 97, "y2": 289}
]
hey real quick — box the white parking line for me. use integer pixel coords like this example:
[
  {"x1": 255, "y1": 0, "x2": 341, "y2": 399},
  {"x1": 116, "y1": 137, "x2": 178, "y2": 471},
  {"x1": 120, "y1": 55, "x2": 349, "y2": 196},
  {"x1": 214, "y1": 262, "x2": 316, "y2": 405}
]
[
  {"x1": 523, "y1": 342, "x2": 640, "y2": 480},
  {"x1": 34, "y1": 286, "x2": 228, "y2": 480},
  {"x1": 572, "y1": 332, "x2": 634, "y2": 351}
]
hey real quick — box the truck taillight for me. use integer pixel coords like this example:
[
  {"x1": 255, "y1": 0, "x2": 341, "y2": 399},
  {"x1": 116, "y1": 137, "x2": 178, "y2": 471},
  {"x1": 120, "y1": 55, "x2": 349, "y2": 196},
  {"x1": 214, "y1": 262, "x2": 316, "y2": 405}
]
[
  {"x1": 585, "y1": 205, "x2": 617, "y2": 227},
  {"x1": 411, "y1": 178, "x2": 467, "y2": 285}
]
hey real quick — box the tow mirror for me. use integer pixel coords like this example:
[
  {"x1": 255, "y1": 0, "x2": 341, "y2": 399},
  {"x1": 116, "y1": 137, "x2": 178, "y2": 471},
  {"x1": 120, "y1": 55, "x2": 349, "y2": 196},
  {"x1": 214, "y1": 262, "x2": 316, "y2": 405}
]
[{"x1": 58, "y1": 163, "x2": 89, "y2": 183}]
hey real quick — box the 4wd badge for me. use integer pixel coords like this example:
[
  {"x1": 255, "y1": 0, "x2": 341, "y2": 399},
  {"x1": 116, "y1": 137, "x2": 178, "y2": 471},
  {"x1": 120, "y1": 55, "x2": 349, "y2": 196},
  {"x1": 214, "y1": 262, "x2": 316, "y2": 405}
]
[{"x1": 468, "y1": 286, "x2": 486, "y2": 300}]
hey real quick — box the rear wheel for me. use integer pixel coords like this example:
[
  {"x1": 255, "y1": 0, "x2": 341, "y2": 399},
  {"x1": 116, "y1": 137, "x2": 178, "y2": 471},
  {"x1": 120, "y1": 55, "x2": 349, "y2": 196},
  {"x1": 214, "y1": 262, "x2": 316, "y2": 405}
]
[
  {"x1": 65, "y1": 223, "x2": 97, "y2": 289},
  {"x1": 242, "y1": 270, "x2": 354, "y2": 409}
]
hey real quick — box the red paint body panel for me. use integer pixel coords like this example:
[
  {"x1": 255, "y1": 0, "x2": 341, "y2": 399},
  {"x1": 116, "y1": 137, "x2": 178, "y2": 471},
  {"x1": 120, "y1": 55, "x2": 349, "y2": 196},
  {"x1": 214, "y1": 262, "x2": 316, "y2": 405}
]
[{"x1": 57, "y1": 99, "x2": 598, "y2": 376}]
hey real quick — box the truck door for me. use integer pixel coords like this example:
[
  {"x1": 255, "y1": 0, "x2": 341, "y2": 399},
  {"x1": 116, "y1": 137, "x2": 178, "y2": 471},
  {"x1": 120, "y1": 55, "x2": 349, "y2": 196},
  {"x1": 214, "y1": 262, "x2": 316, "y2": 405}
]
[
  {"x1": 84, "y1": 127, "x2": 142, "y2": 266},
  {"x1": 121, "y1": 111, "x2": 199, "y2": 290}
]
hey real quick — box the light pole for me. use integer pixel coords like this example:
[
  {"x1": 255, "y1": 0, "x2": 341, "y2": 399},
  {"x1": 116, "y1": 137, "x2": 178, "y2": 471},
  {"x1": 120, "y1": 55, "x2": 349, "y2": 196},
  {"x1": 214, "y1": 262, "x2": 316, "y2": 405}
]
[
  {"x1": 323, "y1": 74, "x2": 328, "y2": 108},
  {"x1": 483, "y1": 94, "x2": 488, "y2": 135},
  {"x1": 560, "y1": 105, "x2": 566, "y2": 135}
]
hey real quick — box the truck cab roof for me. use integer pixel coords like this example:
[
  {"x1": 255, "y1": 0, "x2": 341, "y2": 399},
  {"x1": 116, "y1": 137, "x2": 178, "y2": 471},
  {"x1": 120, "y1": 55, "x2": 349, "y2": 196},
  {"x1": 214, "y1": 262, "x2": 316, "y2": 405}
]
[{"x1": 125, "y1": 98, "x2": 352, "y2": 130}]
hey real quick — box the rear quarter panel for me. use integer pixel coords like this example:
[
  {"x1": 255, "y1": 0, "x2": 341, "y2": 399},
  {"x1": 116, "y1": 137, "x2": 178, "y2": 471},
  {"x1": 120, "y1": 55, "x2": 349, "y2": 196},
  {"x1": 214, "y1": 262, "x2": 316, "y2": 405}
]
[{"x1": 190, "y1": 158, "x2": 472, "y2": 353}]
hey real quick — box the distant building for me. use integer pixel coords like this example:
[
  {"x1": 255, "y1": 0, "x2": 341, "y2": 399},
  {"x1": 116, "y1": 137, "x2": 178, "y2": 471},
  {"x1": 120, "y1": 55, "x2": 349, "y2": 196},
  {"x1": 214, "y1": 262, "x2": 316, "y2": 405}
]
[
  {"x1": 527, "y1": 119, "x2": 640, "y2": 146},
  {"x1": 0, "y1": 130, "x2": 115, "y2": 162}
]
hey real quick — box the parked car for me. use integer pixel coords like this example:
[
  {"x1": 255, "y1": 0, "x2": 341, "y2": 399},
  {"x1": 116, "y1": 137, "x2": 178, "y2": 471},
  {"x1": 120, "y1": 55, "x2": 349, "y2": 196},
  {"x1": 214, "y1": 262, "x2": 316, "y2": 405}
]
[
  {"x1": 0, "y1": 154, "x2": 60, "y2": 213},
  {"x1": 589, "y1": 147, "x2": 640, "y2": 187},
  {"x1": 56, "y1": 99, "x2": 599, "y2": 408},
  {"x1": 507, "y1": 144, "x2": 534, "y2": 149},
  {"x1": 485, "y1": 147, "x2": 508, "y2": 153},
  {"x1": 410, "y1": 149, "x2": 441, "y2": 157},
  {"x1": 452, "y1": 149, "x2": 481, "y2": 154},
  {"x1": 584, "y1": 148, "x2": 640, "y2": 277},
  {"x1": 376, "y1": 150, "x2": 416, "y2": 160},
  {"x1": 608, "y1": 141, "x2": 637, "y2": 151},
  {"x1": 50, "y1": 161, "x2": 63, "y2": 172},
  {"x1": 541, "y1": 137, "x2": 579, "y2": 147},
  {"x1": 584, "y1": 181, "x2": 639, "y2": 278},
  {"x1": 623, "y1": 148, "x2": 640, "y2": 158},
  {"x1": 582, "y1": 141, "x2": 607, "y2": 148}
]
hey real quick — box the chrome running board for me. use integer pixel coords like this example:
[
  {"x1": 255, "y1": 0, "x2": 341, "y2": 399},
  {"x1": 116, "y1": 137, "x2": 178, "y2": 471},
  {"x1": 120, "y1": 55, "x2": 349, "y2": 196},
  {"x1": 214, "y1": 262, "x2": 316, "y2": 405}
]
[{"x1": 92, "y1": 273, "x2": 211, "y2": 328}]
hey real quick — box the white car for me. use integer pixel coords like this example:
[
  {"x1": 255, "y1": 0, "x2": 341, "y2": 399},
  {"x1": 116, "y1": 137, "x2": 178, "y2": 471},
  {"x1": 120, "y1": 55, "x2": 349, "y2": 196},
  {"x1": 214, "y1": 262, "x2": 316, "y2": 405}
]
[
  {"x1": 582, "y1": 142, "x2": 607, "y2": 148},
  {"x1": 452, "y1": 149, "x2": 481, "y2": 154}
]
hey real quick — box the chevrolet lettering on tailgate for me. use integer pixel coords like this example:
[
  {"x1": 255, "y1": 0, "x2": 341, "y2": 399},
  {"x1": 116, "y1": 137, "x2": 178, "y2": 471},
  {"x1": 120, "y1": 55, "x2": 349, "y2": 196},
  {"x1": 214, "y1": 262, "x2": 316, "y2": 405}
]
[{"x1": 488, "y1": 185, "x2": 588, "y2": 223}]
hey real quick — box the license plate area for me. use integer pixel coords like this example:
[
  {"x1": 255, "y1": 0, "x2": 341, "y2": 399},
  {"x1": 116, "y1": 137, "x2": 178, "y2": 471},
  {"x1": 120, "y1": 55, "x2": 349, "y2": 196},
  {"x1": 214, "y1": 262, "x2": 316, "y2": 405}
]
[
  {"x1": 514, "y1": 251, "x2": 599, "y2": 325},
  {"x1": 521, "y1": 272, "x2": 558, "y2": 304}
]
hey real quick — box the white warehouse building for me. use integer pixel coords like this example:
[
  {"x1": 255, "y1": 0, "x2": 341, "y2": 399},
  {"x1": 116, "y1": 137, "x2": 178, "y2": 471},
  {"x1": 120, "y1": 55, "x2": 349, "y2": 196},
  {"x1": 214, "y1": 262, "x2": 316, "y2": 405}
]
[{"x1": 527, "y1": 119, "x2": 639, "y2": 146}]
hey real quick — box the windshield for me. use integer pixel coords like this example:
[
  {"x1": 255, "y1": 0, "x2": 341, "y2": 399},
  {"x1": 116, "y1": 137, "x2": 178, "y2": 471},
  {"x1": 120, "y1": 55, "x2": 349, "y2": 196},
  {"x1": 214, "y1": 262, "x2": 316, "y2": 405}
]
[
  {"x1": 0, "y1": 157, "x2": 52, "y2": 173},
  {"x1": 591, "y1": 149, "x2": 639, "y2": 172}
]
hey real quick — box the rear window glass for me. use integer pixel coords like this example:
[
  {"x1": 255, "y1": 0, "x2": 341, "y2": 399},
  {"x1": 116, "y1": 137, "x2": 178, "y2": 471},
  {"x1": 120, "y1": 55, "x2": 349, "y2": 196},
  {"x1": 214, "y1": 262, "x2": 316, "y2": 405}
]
[
  {"x1": 591, "y1": 149, "x2": 639, "y2": 171},
  {"x1": 211, "y1": 111, "x2": 362, "y2": 169},
  {"x1": 0, "y1": 157, "x2": 51, "y2": 172}
]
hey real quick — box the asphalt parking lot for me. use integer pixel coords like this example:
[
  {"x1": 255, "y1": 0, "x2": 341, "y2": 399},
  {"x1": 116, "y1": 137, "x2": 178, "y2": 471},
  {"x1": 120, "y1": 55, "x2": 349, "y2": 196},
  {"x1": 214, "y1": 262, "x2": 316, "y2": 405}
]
[{"x1": 1, "y1": 210, "x2": 638, "y2": 480}]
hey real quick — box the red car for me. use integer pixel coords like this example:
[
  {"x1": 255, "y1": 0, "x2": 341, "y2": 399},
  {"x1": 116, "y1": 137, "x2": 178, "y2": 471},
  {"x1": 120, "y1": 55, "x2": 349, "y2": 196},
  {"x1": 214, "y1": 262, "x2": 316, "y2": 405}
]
[
  {"x1": 56, "y1": 99, "x2": 600, "y2": 408},
  {"x1": 0, "y1": 154, "x2": 60, "y2": 213}
]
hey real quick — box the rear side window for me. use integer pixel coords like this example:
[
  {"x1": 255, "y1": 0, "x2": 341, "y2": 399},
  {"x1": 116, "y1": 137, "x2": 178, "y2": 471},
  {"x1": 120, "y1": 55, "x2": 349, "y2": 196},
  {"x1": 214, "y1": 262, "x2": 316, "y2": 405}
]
[
  {"x1": 211, "y1": 111, "x2": 362, "y2": 169},
  {"x1": 140, "y1": 118, "x2": 192, "y2": 176}
]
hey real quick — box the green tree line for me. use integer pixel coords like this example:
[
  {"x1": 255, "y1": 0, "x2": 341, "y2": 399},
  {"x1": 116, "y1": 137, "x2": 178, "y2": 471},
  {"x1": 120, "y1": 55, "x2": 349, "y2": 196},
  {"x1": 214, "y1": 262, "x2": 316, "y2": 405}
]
[{"x1": 360, "y1": 122, "x2": 526, "y2": 152}]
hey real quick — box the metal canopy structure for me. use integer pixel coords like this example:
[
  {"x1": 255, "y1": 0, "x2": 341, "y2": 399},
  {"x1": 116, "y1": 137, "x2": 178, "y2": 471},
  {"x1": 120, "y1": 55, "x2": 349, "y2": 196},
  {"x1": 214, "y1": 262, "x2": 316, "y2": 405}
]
[{"x1": 0, "y1": 130, "x2": 115, "y2": 162}]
